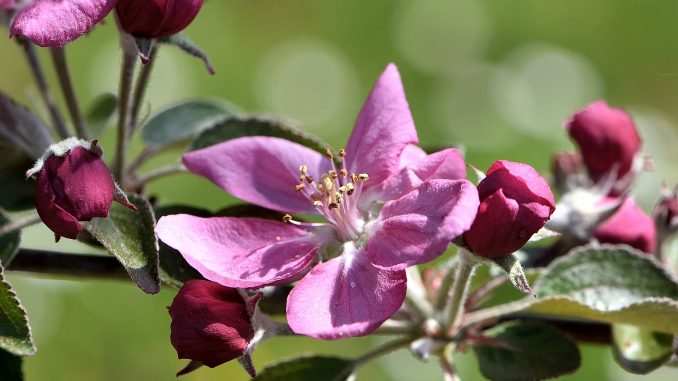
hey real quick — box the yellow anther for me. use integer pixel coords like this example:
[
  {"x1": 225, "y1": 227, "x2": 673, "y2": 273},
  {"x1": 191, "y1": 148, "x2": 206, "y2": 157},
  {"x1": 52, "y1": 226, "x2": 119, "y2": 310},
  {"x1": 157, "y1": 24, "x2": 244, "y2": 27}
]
[
  {"x1": 338, "y1": 186, "x2": 347, "y2": 194},
  {"x1": 345, "y1": 183, "x2": 355, "y2": 195},
  {"x1": 358, "y1": 173, "x2": 369, "y2": 182},
  {"x1": 340, "y1": 168, "x2": 348, "y2": 177},
  {"x1": 317, "y1": 183, "x2": 325, "y2": 192},
  {"x1": 325, "y1": 148, "x2": 334, "y2": 159},
  {"x1": 339, "y1": 148, "x2": 347, "y2": 157},
  {"x1": 329, "y1": 170, "x2": 338, "y2": 179},
  {"x1": 313, "y1": 200, "x2": 323, "y2": 208},
  {"x1": 322, "y1": 175, "x2": 333, "y2": 191},
  {"x1": 283, "y1": 214, "x2": 293, "y2": 223},
  {"x1": 335, "y1": 193, "x2": 344, "y2": 204},
  {"x1": 295, "y1": 184, "x2": 306, "y2": 192},
  {"x1": 299, "y1": 174, "x2": 306, "y2": 181},
  {"x1": 329, "y1": 202, "x2": 339, "y2": 209},
  {"x1": 299, "y1": 164, "x2": 308, "y2": 174},
  {"x1": 351, "y1": 173, "x2": 358, "y2": 183}
]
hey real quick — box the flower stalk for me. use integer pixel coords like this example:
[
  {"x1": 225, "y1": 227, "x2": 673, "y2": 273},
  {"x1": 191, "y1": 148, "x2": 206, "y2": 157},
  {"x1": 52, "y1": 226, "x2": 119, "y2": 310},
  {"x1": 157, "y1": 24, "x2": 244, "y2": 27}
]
[
  {"x1": 18, "y1": 38, "x2": 69, "y2": 139},
  {"x1": 50, "y1": 47, "x2": 90, "y2": 139},
  {"x1": 442, "y1": 248, "x2": 479, "y2": 332},
  {"x1": 113, "y1": 30, "x2": 138, "y2": 186},
  {"x1": 130, "y1": 45, "x2": 158, "y2": 133}
]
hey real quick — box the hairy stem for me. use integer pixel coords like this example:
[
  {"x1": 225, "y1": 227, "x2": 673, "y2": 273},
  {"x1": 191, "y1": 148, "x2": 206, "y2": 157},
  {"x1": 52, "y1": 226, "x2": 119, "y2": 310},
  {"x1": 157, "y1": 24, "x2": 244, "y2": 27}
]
[
  {"x1": 113, "y1": 32, "x2": 139, "y2": 187},
  {"x1": 352, "y1": 337, "x2": 412, "y2": 370},
  {"x1": 434, "y1": 257, "x2": 460, "y2": 311},
  {"x1": 128, "y1": 162, "x2": 186, "y2": 189},
  {"x1": 18, "y1": 39, "x2": 69, "y2": 139},
  {"x1": 0, "y1": 214, "x2": 41, "y2": 236},
  {"x1": 50, "y1": 47, "x2": 90, "y2": 139},
  {"x1": 130, "y1": 46, "x2": 158, "y2": 133},
  {"x1": 442, "y1": 248, "x2": 478, "y2": 332},
  {"x1": 439, "y1": 353, "x2": 460, "y2": 381},
  {"x1": 7, "y1": 249, "x2": 127, "y2": 279},
  {"x1": 405, "y1": 266, "x2": 433, "y2": 319}
]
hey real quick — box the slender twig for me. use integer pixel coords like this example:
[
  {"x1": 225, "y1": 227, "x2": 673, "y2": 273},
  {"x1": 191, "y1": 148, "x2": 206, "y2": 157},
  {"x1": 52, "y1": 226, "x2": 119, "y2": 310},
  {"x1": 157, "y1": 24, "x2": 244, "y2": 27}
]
[
  {"x1": 442, "y1": 249, "x2": 479, "y2": 332},
  {"x1": 50, "y1": 48, "x2": 90, "y2": 139},
  {"x1": 114, "y1": 31, "x2": 139, "y2": 187},
  {"x1": 18, "y1": 39, "x2": 70, "y2": 139},
  {"x1": 127, "y1": 145, "x2": 160, "y2": 174},
  {"x1": 7, "y1": 249, "x2": 128, "y2": 279},
  {"x1": 128, "y1": 162, "x2": 186, "y2": 189},
  {"x1": 374, "y1": 320, "x2": 419, "y2": 336},
  {"x1": 0, "y1": 214, "x2": 41, "y2": 236},
  {"x1": 352, "y1": 337, "x2": 413, "y2": 370},
  {"x1": 130, "y1": 46, "x2": 158, "y2": 133},
  {"x1": 434, "y1": 257, "x2": 460, "y2": 310},
  {"x1": 439, "y1": 353, "x2": 460, "y2": 381},
  {"x1": 405, "y1": 266, "x2": 433, "y2": 319}
]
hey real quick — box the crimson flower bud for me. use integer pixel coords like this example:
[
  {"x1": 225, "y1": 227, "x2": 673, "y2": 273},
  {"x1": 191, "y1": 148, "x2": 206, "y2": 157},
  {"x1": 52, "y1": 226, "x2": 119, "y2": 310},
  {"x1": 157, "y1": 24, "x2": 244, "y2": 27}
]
[
  {"x1": 566, "y1": 100, "x2": 641, "y2": 184},
  {"x1": 169, "y1": 280, "x2": 255, "y2": 369},
  {"x1": 464, "y1": 160, "x2": 556, "y2": 258},
  {"x1": 116, "y1": 0, "x2": 204, "y2": 38},
  {"x1": 0, "y1": 0, "x2": 14, "y2": 10},
  {"x1": 594, "y1": 198, "x2": 656, "y2": 254},
  {"x1": 28, "y1": 140, "x2": 126, "y2": 241}
]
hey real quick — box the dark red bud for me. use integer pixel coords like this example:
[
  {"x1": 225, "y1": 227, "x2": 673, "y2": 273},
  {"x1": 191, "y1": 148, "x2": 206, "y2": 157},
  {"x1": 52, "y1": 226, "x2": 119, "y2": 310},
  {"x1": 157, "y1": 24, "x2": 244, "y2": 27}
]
[
  {"x1": 594, "y1": 198, "x2": 657, "y2": 254},
  {"x1": 169, "y1": 280, "x2": 255, "y2": 369},
  {"x1": 464, "y1": 160, "x2": 556, "y2": 258},
  {"x1": 34, "y1": 146, "x2": 115, "y2": 240},
  {"x1": 566, "y1": 100, "x2": 641, "y2": 184},
  {"x1": 116, "y1": 0, "x2": 203, "y2": 38}
]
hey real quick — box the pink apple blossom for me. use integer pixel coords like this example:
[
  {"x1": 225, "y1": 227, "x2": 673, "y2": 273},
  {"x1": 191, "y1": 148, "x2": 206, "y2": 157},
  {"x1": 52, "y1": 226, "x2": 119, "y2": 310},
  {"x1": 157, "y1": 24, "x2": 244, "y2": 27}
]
[
  {"x1": 10, "y1": 0, "x2": 117, "y2": 47},
  {"x1": 156, "y1": 64, "x2": 480, "y2": 339}
]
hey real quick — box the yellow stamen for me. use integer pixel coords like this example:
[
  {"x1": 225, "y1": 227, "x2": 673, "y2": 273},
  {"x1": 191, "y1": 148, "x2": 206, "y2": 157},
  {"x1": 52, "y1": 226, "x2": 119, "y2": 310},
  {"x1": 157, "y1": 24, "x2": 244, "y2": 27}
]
[
  {"x1": 295, "y1": 184, "x2": 306, "y2": 192},
  {"x1": 283, "y1": 214, "x2": 293, "y2": 223},
  {"x1": 339, "y1": 148, "x2": 346, "y2": 157},
  {"x1": 358, "y1": 173, "x2": 369, "y2": 182}
]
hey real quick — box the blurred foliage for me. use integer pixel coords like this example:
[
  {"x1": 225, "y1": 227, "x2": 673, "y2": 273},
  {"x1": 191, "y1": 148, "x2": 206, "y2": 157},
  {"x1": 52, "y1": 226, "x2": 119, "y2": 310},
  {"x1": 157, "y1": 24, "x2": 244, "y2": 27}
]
[{"x1": 1, "y1": 0, "x2": 678, "y2": 380}]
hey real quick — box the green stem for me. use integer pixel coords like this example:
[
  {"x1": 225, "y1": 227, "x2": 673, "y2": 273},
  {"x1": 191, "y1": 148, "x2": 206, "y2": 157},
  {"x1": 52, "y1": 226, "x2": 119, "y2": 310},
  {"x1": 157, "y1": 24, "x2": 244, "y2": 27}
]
[
  {"x1": 352, "y1": 337, "x2": 412, "y2": 370},
  {"x1": 50, "y1": 48, "x2": 90, "y2": 139},
  {"x1": 19, "y1": 39, "x2": 70, "y2": 139},
  {"x1": 130, "y1": 46, "x2": 158, "y2": 133},
  {"x1": 442, "y1": 248, "x2": 478, "y2": 332},
  {"x1": 114, "y1": 32, "x2": 139, "y2": 187},
  {"x1": 405, "y1": 266, "x2": 433, "y2": 319},
  {"x1": 128, "y1": 162, "x2": 186, "y2": 190},
  {"x1": 0, "y1": 214, "x2": 41, "y2": 236},
  {"x1": 434, "y1": 257, "x2": 460, "y2": 311}
]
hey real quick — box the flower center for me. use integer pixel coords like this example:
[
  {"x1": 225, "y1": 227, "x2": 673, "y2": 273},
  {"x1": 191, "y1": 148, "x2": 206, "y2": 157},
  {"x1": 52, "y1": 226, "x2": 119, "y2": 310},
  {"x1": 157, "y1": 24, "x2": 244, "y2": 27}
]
[{"x1": 291, "y1": 148, "x2": 368, "y2": 242}]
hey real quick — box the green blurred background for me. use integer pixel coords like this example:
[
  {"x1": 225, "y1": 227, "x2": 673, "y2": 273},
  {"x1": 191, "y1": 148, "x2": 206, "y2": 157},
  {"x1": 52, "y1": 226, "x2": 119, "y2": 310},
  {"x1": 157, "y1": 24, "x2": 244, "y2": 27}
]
[{"x1": 1, "y1": 0, "x2": 678, "y2": 380}]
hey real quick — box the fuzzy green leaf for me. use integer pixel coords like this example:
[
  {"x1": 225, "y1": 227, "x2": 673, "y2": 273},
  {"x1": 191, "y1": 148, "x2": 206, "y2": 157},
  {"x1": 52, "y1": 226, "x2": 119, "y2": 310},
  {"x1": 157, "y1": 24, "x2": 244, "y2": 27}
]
[
  {"x1": 475, "y1": 321, "x2": 581, "y2": 381},
  {"x1": 490, "y1": 254, "x2": 534, "y2": 296},
  {"x1": 612, "y1": 324, "x2": 673, "y2": 374},
  {"x1": 141, "y1": 100, "x2": 238, "y2": 148},
  {"x1": 190, "y1": 115, "x2": 329, "y2": 154},
  {"x1": 465, "y1": 245, "x2": 678, "y2": 334},
  {"x1": 86, "y1": 93, "x2": 117, "y2": 138},
  {"x1": 83, "y1": 195, "x2": 160, "y2": 294},
  {"x1": 0, "y1": 265, "x2": 35, "y2": 356},
  {"x1": 253, "y1": 356, "x2": 353, "y2": 381}
]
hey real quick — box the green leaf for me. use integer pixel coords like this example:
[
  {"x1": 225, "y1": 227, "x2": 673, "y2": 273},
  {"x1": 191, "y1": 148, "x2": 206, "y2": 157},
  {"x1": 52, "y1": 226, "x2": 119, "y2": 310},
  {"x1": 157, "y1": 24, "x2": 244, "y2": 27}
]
[
  {"x1": 86, "y1": 93, "x2": 117, "y2": 138},
  {"x1": 154, "y1": 205, "x2": 209, "y2": 288},
  {"x1": 490, "y1": 254, "x2": 535, "y2": 296},
  {"x1": 83, "y1": 195, "x2": 160, "y2": 294},
  {"x1": 476, "y1": 269, "x2": 543, "y2": 309},
  {"x1": 465, "y1": 245, "x2": 678, "y2": 334},
  {"x1": 612, "y1": 324, "x2": 673, "y2": 374},
  {"x1": 134, "y1": 37, "x2": 155, "y2": 63},
  {"x1": 0, "y1": 91, "x2": 53, "y2": 159},
  {"x1": 0, "y1": 265, "x2": 35, "y2": 356},
  {"x1": 159, "y1": 33, "x2": 215, "y2": 75},
  {"x1": 253, "y1": 356, "x2": 353, "y2": 381},
  {"x1": 141, "y1": 100, "x2": 238, "y2": 148},
  {"x1": 191, "y1": 115, "x2": 329, "y2": 155},
  {"x1": 0, "y1": 211, "x2": 21, "y2": 266},
  {"x1": 0, "y1": 348, "x2": 23, "y2": 381},
  {"x1": 474, "y1": 321, "x2": 581, "y2": 381}
]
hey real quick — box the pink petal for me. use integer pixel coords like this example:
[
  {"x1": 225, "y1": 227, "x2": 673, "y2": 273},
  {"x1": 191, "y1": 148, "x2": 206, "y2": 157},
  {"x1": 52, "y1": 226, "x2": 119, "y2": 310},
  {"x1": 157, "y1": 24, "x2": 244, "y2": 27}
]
[
  {"x1": 183, "y1": 137, "x2": 332, "y2": 214},
  {"x1": 0, "y1": 0, "x2": 15, "y2": 10},
  {"x1": 367, "y1": 179, "x2": 480, "y2": 271},
  {"x1": 345, "y1": 64, "x2": 418, "y2": 191},
  {"x1": 378, "y1": 148, "x2": 467, "y2": 201},
  {"x1": 11, "y1": 0, "x2": 117, "y2": 47},
  {"x1": 156, "y1": 215, "x2": 319, "y2": 288},
  {"x1": 483, "y1": 160, "x2": 556, "y2": 210},
  {"x1": 287, "y1": 251, "x2": 407, "y2": 339},
  {"x1": 594, "y1": 198, "x2": 656, "y2": 254}
]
